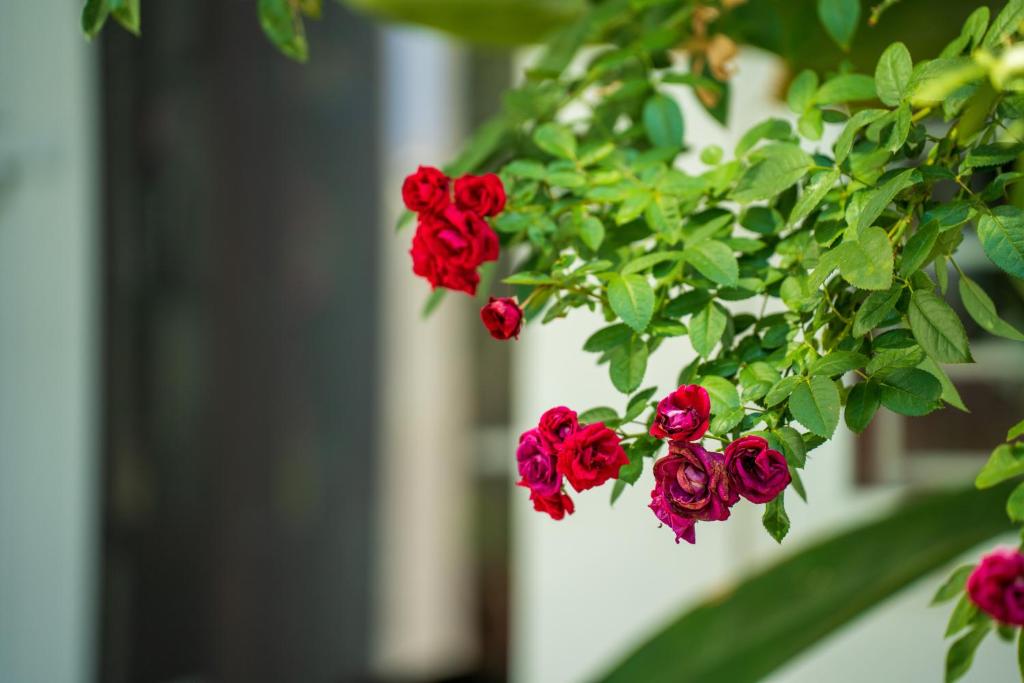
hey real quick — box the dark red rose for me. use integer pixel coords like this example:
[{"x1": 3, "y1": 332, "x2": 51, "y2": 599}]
[
  {"x1": 649, "y1": 384, "x2": 711, "y2": 443},
  {"x1": 454, "y1": 173, "x2": 506, "y2": 217},
  {"x1": 649, "y1": 486, "x2": 697, "y2": 544},
  {"x1": 724, "y1": 435, "x2": 791, "y2": 504},
  {"x1": 557, "y1": 422, "x2": 629, "y2": 492},
  {"x1": 409, "y1": 206, "x2": 499, "y2": 296},
  {"x1": 481, "y1": 297, "x2": 523, "y2": 340},
  {"x1": 650, "y1": 442, "x2": 737, "y2": 530},
  {"x1": 516, "y1": 428, "x2": 560, "y2": 498},
  {"x1": 529, "y1": 489, "x2": 575, "y2": 520},
  {"x1": 402, "y1": 165, "x2": 450, "y2": 215},
  {"x1": 967, "y1": 548, "x2": 1024, "y2": 625},
  {"x1": 537, "y1": 406, "x2": 578, "y2": 452}
]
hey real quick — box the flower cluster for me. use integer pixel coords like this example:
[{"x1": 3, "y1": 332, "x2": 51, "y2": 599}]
[
  {"x1": 967, "y1": 548, "x2": 1024, "y2": 626},
  {"x1": 402, "y1": 166, "x2": 505, "y2": 296},
  {"x1": 516, "y1": 406, "x2": 628, "y2": 520},
  {"x1": 646, "y1": 384, "x2": 791, "y2": 543}
]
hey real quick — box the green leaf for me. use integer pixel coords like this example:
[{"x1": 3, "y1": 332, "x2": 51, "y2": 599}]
[
  {"x1": 977, "y1": 206, "x2": 1024, "y2": 279},
  {"x1": 809, "y1": 351, "x2": 868, "y2": 377},
  {"x1": 834, "y1": 108, "x2": 887, "y2": 164},
  {"x1": 598, "y1": 485, "x2": 1015, "y2": 683},
  {"x1": 855, "y1": 168, "x2": 916, "y2": 234},
  {"x1": 875, "y1": 42, "x2": 913, "y2": 106},
  {"x1": 421, "y1": 288, "x2": 446, "y2": 318},
  {"x1": 700, "y1": 375, "x2": 740, "y2": 411},
  {"x1": 579, "y1": 406, "x2": 619, "y2": 424},
  {"x1": 817, "y1": 0, "x2": 859, "y2": 51},
  {"x1": 624, "y1": 387, "x2": 658, "y2": 422},
  {"x1": 1018, "y1": 628, "x2": 1024, "y2": 680},
  {"x1": 963, "y1": 142, "x2": 1024, "y2": 170},
  {"x1": 908, "y1": 290, "x2": 972, "y2": 363},
  {"x1": 1008, "y1": 482, "x2": 1024, "y2": 523},
  {"x1": 931, "y1": 565, "x2": 976, "y2": 605},
  {"x1": 732, "y1": 144, "x2": 812, "y2": 203},
  {"x1": 1009, "y1": 418, "x2": 1024, "y2": 441},
  {"x1": 836, "y1": 227, "x2": 894, "y2": 290},
  {"x1": 258, "y1": 0, "x2": 309, "y2": 62},
  {"x1": 789, "y1": 168, "x2": 840, "y2": 227},
  {"x1": 584, "y1": 324, "x2": 632, "y2": 353},
  {"x1": 764, "y1": 375, "x2": 802, "y2": 407},
  {"x1": 622, "y1": 252, "x2": 683, "y2": 275},
  {"x1": 608, "y1": 274, "x2": 655, "y2": 333},
  {"x1": 643, "y1": 94, "x2": 685, "y2": 150},
  {"x1": 946, "y1": 593, "x2": 981, "y2": 638},
  {"x1": 741, "y1": 362, "x2": 781, "y2": 401},
  {"x1": 762, "y1": 493, "x2": 790, "y2": 543},
  {"x1": 899, "y1": 221, "x2": 940, "y2": 277},
  {"x1": 610, "y1": 479, "x2": 626, "y2": 505},
  {"x1": 983, "y1": 0, "x2": 1024, "y2": 48},
  {"x1": 775, "y1": 426, "x2": 808, "y2": 468},
  {"x1": 609, "y1": 335, "x2": 649, "y2": 394},
  {"x1": 814, "y1": 74, "x2": 876, "y2": 105},
  {"x1": 845, "y1": 381, "x2": 881, "y2": 433},
  {"x1": 959, "y1": 274, "x2": 1024, "y2": 341},
  {"x1": 82, "y1": 0, "x2": 110, "y2": 38},
  {"x1": 579, "y1": 216, "x2": 605, "y2": 251},
  {"x1": 878, "y1": 367, "x2": 942, "y2": 416},
  {"x1": 446, "y1": 116, "x2": 510, "y2": 176},
  {"x1": 976, "y1": 442, "x2": 1024, "y2": 489},
  {"x1": 853, "y1": 287, "x2": 902, "y2": 337},
  {"x1": 111, "y1": 0, "x2": 140, "y2": 34},
  {"x1": 690, "y1": 303, "x2": 727, "y2": 358},
  {"x1": 789, "y1": 376, "x2": 840, "y2": 438},
  {"x1": 945, "y1": 625, "x2": 989, "y2": 683},
  {"x1": 735, "y1": 119, "x2": 793, "y2": 157},
  {"x1": 787, "y1": 70, "x2": 819, "y2": 113},
  {"x1": 919, "y1": 357, "x2": 969, "y2": 412},
  {"x1": 684, "y1": 241, "x2": 739, "y2": 286},
  {"x1": 533, "y1": 122, "x2": 577, "y2": 159}
]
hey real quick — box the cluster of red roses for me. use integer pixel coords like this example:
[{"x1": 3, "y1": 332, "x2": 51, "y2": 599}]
[
  {"x1": 646, "y1": 384, "x2": 791, "y2": 544},
  {"x1": 516, "y1": 408, "x2": 628, "y2": 520},
  {"x1": 520, "y1": 384, "x2": 793, "y2": 545},
  {"x1": 967, "y1": 547, "x2": 1024, "y2": 626},
  {"x1": 402, "y1": 166, "x2": 505, "y2": 296}
]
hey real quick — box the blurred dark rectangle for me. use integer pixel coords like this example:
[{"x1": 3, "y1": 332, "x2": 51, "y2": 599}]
[{"x1": 99, "y1": 2, "x2": 380, "y2": 682}]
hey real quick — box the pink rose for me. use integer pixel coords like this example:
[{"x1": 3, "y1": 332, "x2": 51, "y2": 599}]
[
  {"x1": 967, "y1": 547, "x2": 1024, "y2": 625},
  {"x1": 649, "y1": 384, "x2": 711, "y2": 443},
  {"x1": 724, "y1": 435, "x2": 791, "y2": 504}
]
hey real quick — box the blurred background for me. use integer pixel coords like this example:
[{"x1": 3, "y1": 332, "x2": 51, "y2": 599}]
[{"x1": 1, "y1": 1, "x2": 1023, "y2": 682}]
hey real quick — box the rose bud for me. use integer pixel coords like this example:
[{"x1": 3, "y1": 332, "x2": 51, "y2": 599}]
[
  {"x1": 557, "y1": 422, "x2": 629, "y2": 492},
  {"x1": 967, "y1": 547, "x2": 1024, "y2": 625},
  {"x1": 515, "y1": 428, "x2": 560, "y2": 498},
  {"x1": 649, "y1": 384, "x2": 711, "y2": 443},
  {"x1": 529, "y1": 489, "x2": 575, "y2": 521},
  {"x1": 402, "y1": 165, "x2": 450, "y2": 215},
  {"x1": 537, "y1": 406, "x2": 578, "y2": 452},
  {"x1": 480, "y1": 297, "x2": 523, "y2": 340},
  {"x1": 650, "y1": 442, "x2": 737, "y2": 525},
  {"x1": 724, "y1": 435, "x2": 791, "y2": 504},
  {"x1": 454, "y1": 173, "x2": 506, "y2": 217}
]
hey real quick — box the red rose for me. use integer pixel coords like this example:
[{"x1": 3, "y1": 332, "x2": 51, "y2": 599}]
[
  {"x1": 649, "y1": 384, "x2": 711, "y2": 443},
  {"x1": 529, "y1": 489, "x2": 575, "y2": 520},
  {"x1": 454, "y1": 173, "x2": 506, "y2": 217},
  {"x1": 402, "y1": 165, "x2": 450, "y2": 215},
  {"x1": 967, "y1": 547, "x2": 1024, "y2": 625},
  {"x1": 537, "y1": 406, "x2": 578, "y2": 452},
  {"x1": 480, "y1": 297, "x2": 523, "y2": 340},
  {"x1": 724, "y1": 435, "x2": 790, "y2": 504},
  {"x1": 409, "y1": 206, "x2": 499, "y2": 296},
  {"x1": 651, "y1": 442, "x2": 737, "y2": 524},
  {"x1": 558, "y1": 422, "x2": 629, "y2": 492}
]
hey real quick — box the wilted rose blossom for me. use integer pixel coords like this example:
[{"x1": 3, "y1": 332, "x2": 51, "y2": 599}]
[
  {"x1": 649, "y1": 384, "x2": 711, "y2": 443},
  {"x1": 724, "y1": 435, "x2": 791, "y2": 504},
  {"x1": 454, "y1": 173, "x2": 506, "y2": 217},
  {"x1": 967, "y1": 547, "x2": 1024, "y2": 625},
  {"x1": 402, "y1": 165, "x2": 450, "y2": 215},
  {"x1": 529, "y1": 489, "x2": 575, "y2": 520},
  {"x1": 557, "y1": 422, "x2": 629, "y2": 492},
  {"x1": 480, "y1": 297, "x2": 523, "y2": 340},
  {"x1": 515, "y1": 428, "x2": 560, "y2": 498},
  {"x1": 537, "y1": 406, "x2": 578, "y2": 452},
  {"x1": 649, "y1": 442, "x2": 737, "y2": 543}
]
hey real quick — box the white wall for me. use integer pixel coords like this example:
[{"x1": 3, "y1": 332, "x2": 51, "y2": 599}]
[
  {"x1": 0, "y1": 1, "x2": 99, "y2": 682},
  {"x1": 510, "y1": 48, "x2": 1017, "y2": 683}
]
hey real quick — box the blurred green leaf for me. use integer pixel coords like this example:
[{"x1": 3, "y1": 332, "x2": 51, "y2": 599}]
[
  {"x1": 817, "y1": 0, "x2": 859, "y2": 51},
  {"x1": 598, "y1": 485, "x2": 1013, "y2": 683}
]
